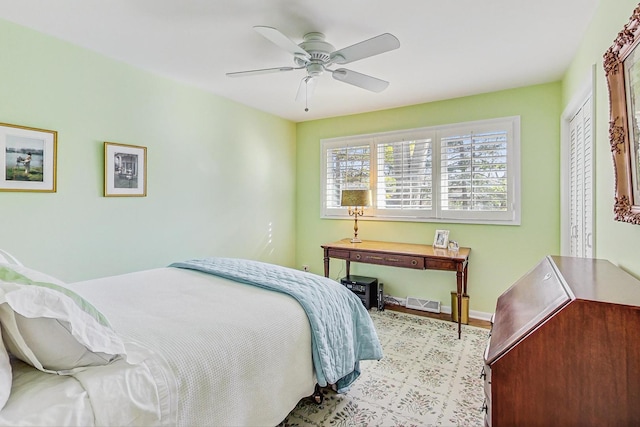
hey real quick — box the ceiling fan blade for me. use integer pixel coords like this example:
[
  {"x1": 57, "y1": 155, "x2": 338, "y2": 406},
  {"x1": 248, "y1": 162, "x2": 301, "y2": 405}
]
[
  {"x1": 330, "y1": 33, "x2": 400, "y2": 65},
  {"x1": 226, "y1": 66, "x2": 297, "y2": 77},
  {"x1": 296, "y1": 76, "x2": 317, "y2": 104},
  {"x1": 254, "y1": 26, "x2": 311, "y2": 60},
  {"x1": 332, "y1": 68, "x2": 389, "y2": 92}
]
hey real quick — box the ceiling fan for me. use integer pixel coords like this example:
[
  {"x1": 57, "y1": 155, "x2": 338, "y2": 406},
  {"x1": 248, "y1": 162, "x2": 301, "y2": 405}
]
[{"x1": 227, "y1": 26, "x2": 400, "y2": 110}]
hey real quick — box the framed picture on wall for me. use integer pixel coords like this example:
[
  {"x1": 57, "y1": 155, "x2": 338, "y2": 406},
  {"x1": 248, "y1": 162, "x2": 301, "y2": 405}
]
[
  {"x1": 604, "y1": 5, "x2": 640, "y2": 224},
  {"x1": 433, "y1": 229, "x2": 450, "y2": 249},
  {"x1": 104, "y1": 142, "x2": 147, "y2": 197},
  {"x1": 0, "y1": 122, "x2": 57, "y2": 192}
]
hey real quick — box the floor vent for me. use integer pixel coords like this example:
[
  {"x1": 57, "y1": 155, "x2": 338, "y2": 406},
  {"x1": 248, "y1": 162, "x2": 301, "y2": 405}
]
[{"x1": 406, "y1": 296, "x2": 441, "y2": 313}]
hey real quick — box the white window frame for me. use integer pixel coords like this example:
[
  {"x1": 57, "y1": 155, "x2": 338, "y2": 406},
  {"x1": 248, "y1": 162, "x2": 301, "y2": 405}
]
[{"x1": 321, "y1": 116, "x2": 521, "y2": 225}]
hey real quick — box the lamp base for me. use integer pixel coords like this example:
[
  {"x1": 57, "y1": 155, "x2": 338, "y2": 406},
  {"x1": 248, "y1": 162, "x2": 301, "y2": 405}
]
[{"x1": 350, "y1": 237, "x2": 362, "y2": 243}]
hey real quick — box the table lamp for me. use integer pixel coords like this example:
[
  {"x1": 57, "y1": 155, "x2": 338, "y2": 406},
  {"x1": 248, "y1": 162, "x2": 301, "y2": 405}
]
[{"x1": 341, "y1": 189, "x2": 371, "y2": 243}]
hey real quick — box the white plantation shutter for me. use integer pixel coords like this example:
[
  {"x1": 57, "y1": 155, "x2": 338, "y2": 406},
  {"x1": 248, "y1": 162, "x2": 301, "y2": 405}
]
[
  {"x1": 437, "y1": 119, "x2": 517, "y2": 222},
  {"x1": 321, "y1": 117, "x2": 520, "y2": 224},
  {"x1": 323, "y1": 140, "x2": 370, "y2": 215},
  {"x1": 569, "y1": 97, "x2": 593, "y2": 258},
  {"x1": 375, "y1": 138, "x2": 434, "y2": 217},
  {"x1": 440, "y1": 130, "x2": 509, "y2": 217}
]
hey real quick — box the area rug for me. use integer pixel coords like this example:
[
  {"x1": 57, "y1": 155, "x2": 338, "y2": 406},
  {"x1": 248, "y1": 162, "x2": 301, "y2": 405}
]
[{"x1": 280, "y1": 309, "x2": 489, "y2": 427}]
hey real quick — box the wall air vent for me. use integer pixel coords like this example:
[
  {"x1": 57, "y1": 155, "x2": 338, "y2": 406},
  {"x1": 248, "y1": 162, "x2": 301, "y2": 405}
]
[{"x1": 406, "y1": 296, "x2": 441, "y2": 313}]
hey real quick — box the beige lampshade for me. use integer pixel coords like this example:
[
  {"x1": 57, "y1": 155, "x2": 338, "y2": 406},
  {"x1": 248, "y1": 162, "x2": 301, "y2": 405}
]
[{"x1": 341, "y1": 189, "x2": 371, "y2": 207}]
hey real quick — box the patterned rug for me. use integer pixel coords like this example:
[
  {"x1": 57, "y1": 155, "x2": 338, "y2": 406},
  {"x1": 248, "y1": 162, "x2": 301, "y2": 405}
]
[{"x1": 280, "y1": 309, "x2": 489, "y2": 427}]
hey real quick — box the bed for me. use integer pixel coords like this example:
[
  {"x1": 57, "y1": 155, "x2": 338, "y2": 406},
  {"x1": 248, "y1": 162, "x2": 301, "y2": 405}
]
[{"x1": 0, "y1": 250, "x2": 383, "y2": 426}]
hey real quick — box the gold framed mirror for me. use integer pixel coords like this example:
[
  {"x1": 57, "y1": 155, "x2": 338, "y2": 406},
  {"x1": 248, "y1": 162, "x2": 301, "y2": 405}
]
[{"x1": 604, "y1": 5, "x2": 640, "y2": 224}]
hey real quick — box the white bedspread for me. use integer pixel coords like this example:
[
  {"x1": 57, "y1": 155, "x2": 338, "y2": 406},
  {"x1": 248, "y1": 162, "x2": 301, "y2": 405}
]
[
  {"x1": 66, "y1": 267, "x2": 315, "y2": 426},
  {"x1": 0, "y1": 342, "x2": 173, "y2": 426},
  {"x1": 1, "y1": 359, "x2": 94, "y2": 426}
]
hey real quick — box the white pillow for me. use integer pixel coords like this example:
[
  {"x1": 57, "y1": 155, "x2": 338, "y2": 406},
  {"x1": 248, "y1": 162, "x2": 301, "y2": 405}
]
[
  {"x1": 0, "y1": 326, "x2": 11, "y2": 411},
  {"x1": 0, "y1": 265, "x2": 126, "y2": 374},
  {"x1": 0, "y1": 249, "x2": 23, "y2": 266}
]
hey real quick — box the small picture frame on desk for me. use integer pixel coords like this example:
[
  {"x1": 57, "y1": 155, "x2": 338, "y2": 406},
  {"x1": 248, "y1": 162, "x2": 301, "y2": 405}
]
[{"x1": 433, "y1": 229, "x2": 449, "y2": 249}]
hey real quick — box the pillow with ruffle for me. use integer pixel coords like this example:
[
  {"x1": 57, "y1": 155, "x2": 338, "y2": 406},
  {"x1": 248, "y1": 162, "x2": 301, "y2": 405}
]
[
  {"x1": 0, "y1": 265, "x2": 125, "y2": 374},
  {"x1": 0, "y1": 249, "x2": 23, "y2": 267},
  {"x1": 0, "y1": 326, "x2": 11, "y2": 410}
]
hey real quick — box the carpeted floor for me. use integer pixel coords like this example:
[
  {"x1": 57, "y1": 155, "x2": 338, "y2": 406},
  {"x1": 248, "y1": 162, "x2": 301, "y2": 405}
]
[{"x1": 281, "y1": 309, "x2": 489, "y2": 427}]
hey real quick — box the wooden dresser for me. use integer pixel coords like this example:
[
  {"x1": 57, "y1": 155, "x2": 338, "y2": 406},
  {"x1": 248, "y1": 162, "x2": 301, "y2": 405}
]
[{"x1": 483, "y1": 256, "x2": 640, "y2": 427}]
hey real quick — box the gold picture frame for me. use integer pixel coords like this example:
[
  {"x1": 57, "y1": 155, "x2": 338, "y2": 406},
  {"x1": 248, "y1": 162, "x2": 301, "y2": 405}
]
[
  {"x1": 604, "y1": 4, "x2": 640, "y2": 224},
  {"x1": 104, "y1": 142, "x2": 147, "y2": 197},
  {"x1": 0, "y1": 122, "x2": 57, "y2": 192}
]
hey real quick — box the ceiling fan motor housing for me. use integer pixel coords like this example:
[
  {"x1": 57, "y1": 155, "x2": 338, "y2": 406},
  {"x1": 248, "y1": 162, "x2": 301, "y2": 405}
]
[{"x1": 297, "y1": 32, "x2": 334, "y2": 63}]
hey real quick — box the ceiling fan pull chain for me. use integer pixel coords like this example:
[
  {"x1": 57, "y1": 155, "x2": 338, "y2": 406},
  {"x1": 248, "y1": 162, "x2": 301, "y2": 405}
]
[{"x1": 305, "y1": 78, "x2": 310, "y2": 112}]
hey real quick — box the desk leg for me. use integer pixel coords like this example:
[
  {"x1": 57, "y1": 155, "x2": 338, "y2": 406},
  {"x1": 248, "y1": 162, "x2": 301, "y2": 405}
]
[
  {"x1": 456, "y1": 263, "x2": 464, "y2": 339},
  {"x1": 323, "y1": 249, "x2": 330, "y2": 278},
  {"x1": 346, "y1": 260, "x2": 351, "y2": 277},
  {"x1": 463, "y1": 261, "x2": 469, "y2": 296}
]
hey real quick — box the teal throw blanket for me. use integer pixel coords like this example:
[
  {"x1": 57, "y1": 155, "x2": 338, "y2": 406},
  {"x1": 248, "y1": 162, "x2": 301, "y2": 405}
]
[{"x1": 169, "y1": 257, "x2": 383, "y2": 392}]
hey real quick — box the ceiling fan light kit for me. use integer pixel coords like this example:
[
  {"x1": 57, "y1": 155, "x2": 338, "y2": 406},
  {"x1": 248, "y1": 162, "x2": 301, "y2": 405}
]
[{"x1": 227, "y1": 26, "x2": 400, "y2": 110}]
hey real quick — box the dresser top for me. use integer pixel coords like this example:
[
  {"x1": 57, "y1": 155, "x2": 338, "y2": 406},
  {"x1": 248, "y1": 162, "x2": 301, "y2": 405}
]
[{"x1": 551, "y1": 255, "x2": 640, "y2": 306}]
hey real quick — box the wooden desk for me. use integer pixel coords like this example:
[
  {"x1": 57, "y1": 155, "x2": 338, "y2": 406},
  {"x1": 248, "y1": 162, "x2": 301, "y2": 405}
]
[{"x1": 321, "y1": 238, "x2": 471, "y2": 338}]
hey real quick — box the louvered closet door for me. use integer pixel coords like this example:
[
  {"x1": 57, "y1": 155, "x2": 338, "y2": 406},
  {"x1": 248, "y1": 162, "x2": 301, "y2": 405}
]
[{"x1": 568, "y1": 97, "x2": 593, "y2": 258}]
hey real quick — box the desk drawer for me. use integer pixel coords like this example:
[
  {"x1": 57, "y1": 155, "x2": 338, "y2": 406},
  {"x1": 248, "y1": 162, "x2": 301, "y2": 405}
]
[
  {"x1": 425, "y1": 259, "x2": 457, "y2": 270},
  {"x1": 326, "y1": 249, "x2": 351, "y2": 260},
  {"x1": 351, "y1": 251, "x2": 424, "y2": 269}
]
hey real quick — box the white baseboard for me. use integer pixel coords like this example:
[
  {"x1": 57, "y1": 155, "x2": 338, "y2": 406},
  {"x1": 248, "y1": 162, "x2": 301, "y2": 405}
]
[
  {"x1": 383, "y1": 294, "x2": 494, "y2": 322},
  {"x1": 468, "y1": 309, "x2": 494, "y2": 322}
]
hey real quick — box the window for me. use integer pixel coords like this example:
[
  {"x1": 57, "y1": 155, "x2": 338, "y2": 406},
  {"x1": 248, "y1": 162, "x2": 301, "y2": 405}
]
[{"x1": 321, "y1": 117, "x2": 520, "y2": 224}]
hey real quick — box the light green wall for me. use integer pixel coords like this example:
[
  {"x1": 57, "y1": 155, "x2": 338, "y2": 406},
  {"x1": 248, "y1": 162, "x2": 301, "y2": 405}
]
[
  {"x1": 0, "y1": 19, "x2": 297, "y2": 281},
  {"x1": 295, "y1": 83, "x2": 562, "y2": 314},
  {"x1": 562, "y1": 0, "x2": 640, "y2": 278},
  {"x1": 7, "y1": 2, "x2": 636, "y2": 316}
]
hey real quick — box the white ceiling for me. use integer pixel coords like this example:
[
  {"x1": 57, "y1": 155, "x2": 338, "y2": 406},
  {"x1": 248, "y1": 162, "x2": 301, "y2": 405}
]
[{"x1": 0, "y1": 0, "x2": 599, "y2": 122}]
